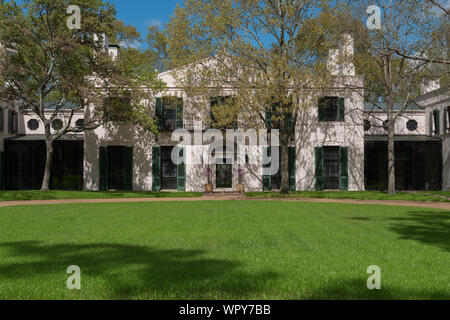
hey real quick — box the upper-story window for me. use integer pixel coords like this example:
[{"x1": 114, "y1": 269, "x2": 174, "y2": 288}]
[
  {"x1": 265, "y1": 99, "x2": 293, "y2": 130},
  {"x1": 8, "y1": 110, "x2": 18, "y2": 134},
  {"x1": 406, "y1": 120, "x2": 418, "y2": 132},
  {"x1": 318, "y1": 97, "x2": 345, "y2": 122},
  {"x1": 210, "y1": 96, "x2": 238, "y2": 129},
  {"x1": 430, "y1": 109, "x2": 440, "y2": 135},
  {"x1": 103, "y1": 96, "x2": 132, "y2": 122},
  {"x1": 155, "y1": 97, "x2": 183, "y2": 131}
]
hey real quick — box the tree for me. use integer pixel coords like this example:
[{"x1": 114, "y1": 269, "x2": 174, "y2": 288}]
[
  {"x1": 151, "y1": 0, "x2": 348, "y2": 193},
  {"x1": 0, "y1": 0, "x2": 164, "y2": 191},
  {"x1": 342, "y1": 0, "x2": 448, "y2": 194}
]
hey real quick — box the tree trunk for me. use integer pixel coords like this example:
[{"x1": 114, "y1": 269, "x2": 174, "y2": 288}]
[
  {"x1": 387, "y1": 124, "x2": 396, "y2": 195},
  {"x1": 41, "y1": 137, "x2": 54, "y2": 192},
  {"x1": 280, "y1": 132, "x2": 289, "y2": 194}
]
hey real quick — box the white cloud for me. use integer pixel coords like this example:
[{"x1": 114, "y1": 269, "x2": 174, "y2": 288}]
[
  {"x1": 145, "y1": 18, "x2": 162, "y2": 28},
  {"x1": 120, "y1": 40, "x2": 141, "y2": 50}
]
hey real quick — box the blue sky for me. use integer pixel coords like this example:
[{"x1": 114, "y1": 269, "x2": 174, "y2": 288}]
[{"x1": 110, "y1": 0, "x2": 182, "y2": 48}]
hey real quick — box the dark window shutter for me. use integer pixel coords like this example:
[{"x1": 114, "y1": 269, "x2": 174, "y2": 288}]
[
  {"x1": 152, "y1": 146, "x2": 161, "y2": 191},
  {"x1": 8, "y1": 110, "x2": 12, "y2": 134},
  {"x1": 177, "y1": 146, "x2": 186, "y2": 191},
  {"x1": 286, "y1": 112, "x2": 293, "y2": 131},
  {"x1": 444, "y1": 108, "x2": 448, "y2": 133},
  {"x1": 435, "y1": 110, "x2": 440, "y2": 134},
  {"x1": 124, "y1": 146, "x2": 133, "y2": 191},
  {"x1": 176, "y1": 98, "x2": 184, "y2": 129},
  {"x1": 155, "y1": 98, "x2": 163, "y2": 130},
  {"x1": 262, "y1": 146, "x2": 272, "y2": 191},
  {"x1": 338, "y1": 98, "x2": 345, "y2": 122},
  {"x1": 430, "y1": 112, "x2": 433, "y2": 135},
  {"x1": 265, "y1": 110, "x2": 272, "y2": 129},
  {"x1": 315, "y1": 147, "x2": 324, "y2": 191},
  {"x1": 339, "y1": 147, "x2": 349, "y2": 191},
  {"x1": 288, "y1": 146, "x2": 296, "y2": 191},
  {"x1": 0, "y1": 108, "x2": 3, "y2": 132},
  {"x1": 99, "y1": 146, "x2": 108, "y2": 191},
  {"x1": 318, "y1": 98, "x2": 326, "y2": 122}
]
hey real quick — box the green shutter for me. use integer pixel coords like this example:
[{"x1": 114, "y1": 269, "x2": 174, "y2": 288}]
[
  {"x1": 435, "y1": 110, "x2": 440, "y2": 134},
  {"x1": 318, "y1": 98, "x2": 326, "y2": 122},
  {"x1": 430, "y1": 112, "x2": 433, "y2": 136},
  {"x1": 7, "y1": 110, "x2": 12, "y2": 134},
  {"x1": 124, "y1": 146, "x2": 133, "y2": 191},
  {"x1": 288, "y1": 146, "x2": 296, "y2": 191},
  {"x1": 286, "y1": 112, "x2": 294, "y2": 131},
  {"x1": 177, "y1": 146, "x2": 186, "y2": 191},
  {"x1": 99, "y1": 146, "x2": 108, "y2": 191},
  {"x1": 340, "y1": 147, "x2": 349, "y2": 191},
  {"x1": 338, "y1": 97, "x2": 345, "y2": 122},
  {"x1": 0, "y1": 108, "x2": 3, "y2": 132},
  {"x1": 444, "y1": 108, "x2": 448, "y2": 134},
  {"x1": 265, "y1": 110, "x2": 272, "y2": 129},
  {"x1": 176, "y1": 97, "x2": 184, "y2": 129},
  {"x1": 152, "y1": 146, "x2": 161, "y2": 191},
  {"x1": 315, "y1": 147, "x2": 324, "y2": 191},
  {"x1": 155, "y1": 98, "x2": 163, "y2": 130},
  {"x1": 262, "y1": 146, "x2": 272, "y2": 191}
]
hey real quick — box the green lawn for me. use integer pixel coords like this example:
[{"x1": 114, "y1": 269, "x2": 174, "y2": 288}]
[
  {"x1": 0, "y1": 190, "x2": 203, "y2": 201},
  {"x1": 0, "y1": 201, "x2": 449, "y2": 299},
  {"x1": 246, "y1": 191, "x2": 449, "y2": 202}
]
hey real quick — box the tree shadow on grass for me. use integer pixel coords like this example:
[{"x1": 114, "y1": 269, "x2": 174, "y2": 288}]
[
  {"x1": 0, "y1": 241, "x2": 278, "y2": 299},
  {"x1": 306, "y1": 278, "x2": 450, "y2": 300},
  {"x1": 388, "y1": 211, "x2": 450, "y2": 252}
]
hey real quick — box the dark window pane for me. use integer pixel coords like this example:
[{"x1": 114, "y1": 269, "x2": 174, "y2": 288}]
[
  {"x1": 319, "y1": 97, "x2": 339, "y2": 121},
  {"x1": 161, "y1": 146, "x2": 177, "y2": 189},
  {"x1": 323, "y1": 146, "x2": 340, "y2": 189}
]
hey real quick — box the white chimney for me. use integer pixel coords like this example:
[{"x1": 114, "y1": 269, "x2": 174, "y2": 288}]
[
  {"x1": 93, "y1": 33, "x2": 109, "y2": 54},
  {"x1": 327, "y1": 32, "x2": 355, "y2": 76},
  {"x1": 421, "y1": 77, "x2": 441, "y2": 95}
]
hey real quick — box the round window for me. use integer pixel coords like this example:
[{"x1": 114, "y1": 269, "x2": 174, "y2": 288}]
[
  {"x1": 51, "y1": 119, "x2": 63, "y2": 131},
  {"x1": 406, "y1": 120, "x2": 418, "y2": 131},
  {"x1": 27, "y1": 119, "x2": 39, "y2": 131},
  {"x1": 364, "y1": 120, "x2": 371, "y2": 131},
  {"x1": 383, "y1": 120, "x2": 390, "y2": 131},
  {"x1": 75, "y1": 119, "x2": 84, "y2": 128}
]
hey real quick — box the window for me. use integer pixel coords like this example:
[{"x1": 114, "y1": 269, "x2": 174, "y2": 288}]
[
  {"x1": 161, "y1": 146, "x2": 178, "y2": 189},
  {"x1": 433, "y1": 109, "x2": 440, "y2": 134},
  {"x1": 265, "y1": 99, "x2": 293, "y2": 130},
  {"x1": 103, "y1": 96, "x2": 132, "y2": 122},
  {"x1": 156, "y1": 97, "x2": 183, "y2": 130},
  {"x1": 318, "y1": 97, "x2": 345, "y2": 122},
  {"x1": 323, "y1": 147, "x2": 340, "y2": 190},
  {"x1": 383, "y1": 120, "x2": 390, "y2": 131},
  {"x1": 406, "y1": 120, "x2": 417, "y2": 132},
  {"x1": 364, "y1": 120, "x2": 371, "y2": 131},
  {"x1": 8, "y1": 110, "x2": 18, "y2": 134},
  {"x1": 210, "y1": 96, "x2": 238, "y2": 129},
  {"x1": 51, "y1": 119, "x2": 63, "y2": 131},
  {"x1": 27, "y1": 119, "x2": 39, "y2": 131},
  {"x1": 75, "y1": 119, "x2": 84, "y2": 128}
]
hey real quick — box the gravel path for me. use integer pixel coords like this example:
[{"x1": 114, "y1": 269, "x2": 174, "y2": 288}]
[{"x1": 0, "y1": 195, "x2": 449, "y2": 210}]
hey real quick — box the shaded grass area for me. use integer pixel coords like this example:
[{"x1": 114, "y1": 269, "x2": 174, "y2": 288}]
[
  {"x1": 0, "y1": 201, "x2": 449, "y2": 299},
  {"x1": 246, "y1": 191, "x2": 449, "y2": 202},
  {"x1": 0, "y1": 190, "x2": 203, "y2": 202},
  {"x1": 420, "y1": 191, "x2": 450, "y2": 199}
]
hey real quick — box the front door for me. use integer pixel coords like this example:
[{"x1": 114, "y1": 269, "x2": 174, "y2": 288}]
[
  {"x1": 216, "y1": 161, "x2": 232, "y2": 189},
  {"x1": 108, "y1": 146, "x2": 125, "y2": 190}
]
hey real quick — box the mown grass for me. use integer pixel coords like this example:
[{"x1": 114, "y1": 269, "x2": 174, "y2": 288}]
[
  {"x1": 0, "y1": 190, "x2": 203, "y2": 202},
  {"x1": 0, "y1": 201, "x2": 449, "y2": 299},
  {"x1": 246, "y1": 191, "x2": 449, "y2": 202}
]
